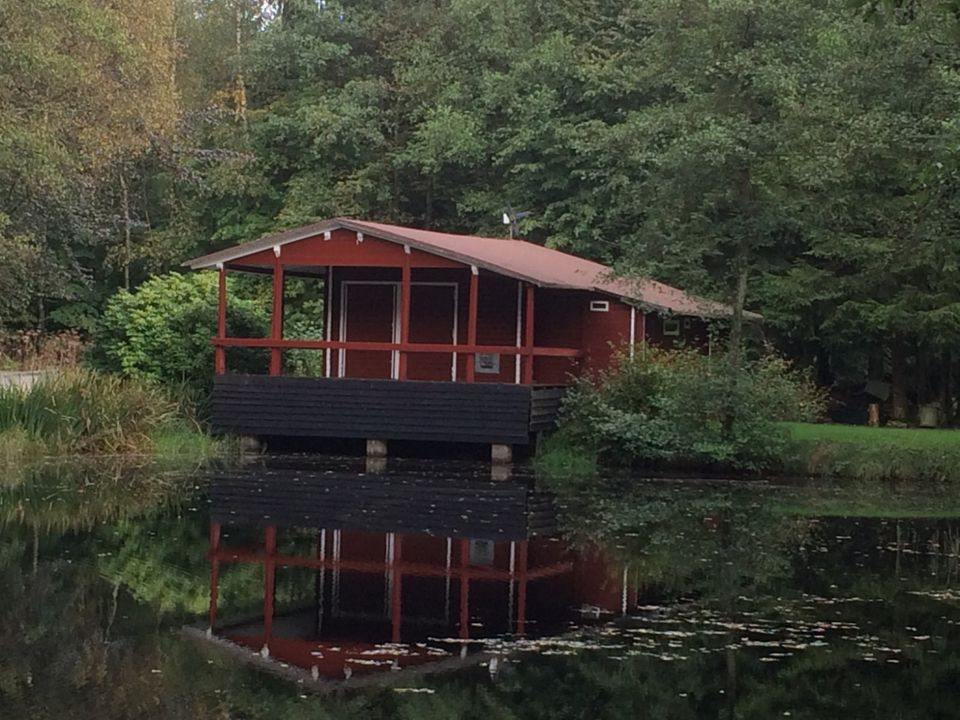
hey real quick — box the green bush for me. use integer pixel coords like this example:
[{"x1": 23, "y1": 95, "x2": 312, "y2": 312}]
[
  {"x1": 89, "y1": 272, "x2": 269, "y2": 395},
  {"x1": 554, "y1": 348, "x2": 825, "y2": 471},
  {"x1": 0, "y1": 370, "x2": 179, "y2": 454}
]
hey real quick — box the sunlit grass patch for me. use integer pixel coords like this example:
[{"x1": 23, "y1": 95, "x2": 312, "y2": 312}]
[
  {"x1": 533, "y1": 432, "x2": 598, "y2": 479},
  {"x1": 782, "y1": 422, "x2": 960, "y2": 482},
  {"x1": 784, "y1": 422, "x2": 960, "y2": 449},
  {"x1": 152, "y1": 420, "x2": 230, "y2": 462}
]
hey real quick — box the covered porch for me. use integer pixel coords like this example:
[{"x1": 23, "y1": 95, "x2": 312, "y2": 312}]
[
  {"x1": 210, "y1": 238, "x2": 592, "y2": 386},
  {"x1": 198, "y1": 221, "x2": 611, "y2": 451}
]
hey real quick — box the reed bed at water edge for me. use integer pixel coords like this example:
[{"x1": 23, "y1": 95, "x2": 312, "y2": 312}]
[{"x1": 0, "y1": 370, "x2": 179, "y2": 454}]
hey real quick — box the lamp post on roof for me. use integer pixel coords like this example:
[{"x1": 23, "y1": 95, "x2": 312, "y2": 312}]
[{"x1": 501, "y1": 204, "x2": 531, "y2": 239}]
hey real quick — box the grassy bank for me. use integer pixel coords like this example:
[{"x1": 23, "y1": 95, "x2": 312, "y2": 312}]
[
  {"x1": 782, "y1": 422, "x2": 960, "y2": 482},
  {"x1": 536, "y1": 422, "x2": 960, "y2": 483},
  {"x1": 0, "y1": 370, "x2": 224, "y2": 461}
]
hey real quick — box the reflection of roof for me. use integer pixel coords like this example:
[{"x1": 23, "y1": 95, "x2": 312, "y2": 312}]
[
  {"x1": 184, "y1": 217, "x2": 758, "y2": 320},
  {"x1": 209, "y1": 468, "x2": 557, "y2": 540}
]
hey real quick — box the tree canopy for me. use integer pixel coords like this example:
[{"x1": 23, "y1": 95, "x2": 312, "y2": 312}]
[{"x1": 4, "y1": 0, "x2": 960, "y2": 420}]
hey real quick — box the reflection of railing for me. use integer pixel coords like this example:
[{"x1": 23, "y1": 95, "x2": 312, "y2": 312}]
[{"x1": 212, "y1": 336, "x2": 584, "y2": 382}]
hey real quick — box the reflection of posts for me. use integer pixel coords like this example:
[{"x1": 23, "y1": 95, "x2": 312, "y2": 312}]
[
  {"x1": 516, "y1": 540, "x2": 528, "y2": 636},
  {"x1": 391, "y1": 535, "x2": 403, "y2": 643},
  {"x1": 208, "y1": 522, "x2": 221, "y2": 633},
  {"x1": 459, "y1": 539, "x2": 470, "y2": 639},
  {"x1": 262, "y1": 526, "x2": 277, "y2": 656}
]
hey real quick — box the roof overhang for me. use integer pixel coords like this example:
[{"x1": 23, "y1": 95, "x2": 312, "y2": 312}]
[{"x1": 184, "y1": 218, "x2": 761, "y2": 322}]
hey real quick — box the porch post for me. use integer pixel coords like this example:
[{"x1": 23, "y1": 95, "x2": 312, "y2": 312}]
[
  {"x1": 465, "y1": 266, "x2": 479, "y2": 382},
  {"x1": 262, "y1": 525, "x2": 277, "y2": 656},
  {"x1": 269, "y1": 252, "x2": 284, "y2": 376},
  {"x1": 399, "y1": 246, "x2": 411, "y2": 380},
  {"x1": 522, "y1": 284, "x2": 535, "y2": 384},
  {"x1": 324, "y1": 266, "x2": 333, "y2": 378},
  {"x1": 216, "y1": 266, "x2": 227, "y2": 375}
]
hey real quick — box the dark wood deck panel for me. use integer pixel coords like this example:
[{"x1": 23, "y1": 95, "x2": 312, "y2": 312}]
[
  {"x1": 530, "y1": 386, "x2": 567, "y2": 433},
  {"x1": 213, "y1": 375, "x2": 567, "y2": 445},
  {"x1": 208, "y1": 469, "x2": 558, "y2": 540}
]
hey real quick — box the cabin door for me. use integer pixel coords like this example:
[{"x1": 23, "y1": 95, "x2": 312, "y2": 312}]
[
  {"x1": 340, "y1": 282, "x2": 398, "y2": 379},
  {"x1": 407, "y1": 283, "x2": 458, "y2": 381}
]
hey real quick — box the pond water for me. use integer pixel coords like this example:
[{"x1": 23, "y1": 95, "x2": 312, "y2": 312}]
[{"x1": 2, "y1": 456, "x2": 960, "y2": 719}]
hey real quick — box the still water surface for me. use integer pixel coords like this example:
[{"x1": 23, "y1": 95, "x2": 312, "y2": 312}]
[{"x1": 2, "y1": 456, "x2": 960, "y2": 718}]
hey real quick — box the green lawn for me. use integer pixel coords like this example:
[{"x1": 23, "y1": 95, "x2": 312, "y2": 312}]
[
  {"x1": 783, "y1": 422, "x2": 960, "y2": 449},
  {"x1": 782, "y1": 422, "x2": 960, "y2": 482}
]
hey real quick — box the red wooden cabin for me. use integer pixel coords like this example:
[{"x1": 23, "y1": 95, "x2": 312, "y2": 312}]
[{"x1": 185, "y1": 218, "x2": 742, "y2": 456}]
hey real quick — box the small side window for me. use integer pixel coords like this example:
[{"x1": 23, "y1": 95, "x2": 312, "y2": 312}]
[
  {"x1": 663, "y1": 318, "x2": 681, "y2": 336},
  {"x1": 589, "y1": 300, "x2": 610, "y2": 312}
]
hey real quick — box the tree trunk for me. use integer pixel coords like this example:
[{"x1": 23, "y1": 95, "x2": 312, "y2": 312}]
[
  {"x1": 890, "y1": 343, "x2": 909, "y2": 422},
  {"x1": 425, "y1": 176, "x2": 434, "y2": 228},
  {"x1": 941, "y1": 350, "x2": 952, "y2": 425},
  {"x1": 722, "y1": 237, "x2": 749, "y2": 435},
  {"x1": 120, "y1": 170, "x2": 131, "y2": 291},
  {"x1": 235, "y1": 1, "x2": 248, "y2": 131}
]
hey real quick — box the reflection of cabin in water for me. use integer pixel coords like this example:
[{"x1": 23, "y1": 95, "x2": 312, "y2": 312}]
[
  {"x1": 199, "y1": 467, "x2": 635, "y2": 686},
  {"x1": 185, "y1": 218, "x2": 743, "y2": 456}
]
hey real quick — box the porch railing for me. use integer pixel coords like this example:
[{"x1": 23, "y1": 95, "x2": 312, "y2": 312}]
[{"x1": 212, "y1": 336, "x2": 583, "y2": 383}]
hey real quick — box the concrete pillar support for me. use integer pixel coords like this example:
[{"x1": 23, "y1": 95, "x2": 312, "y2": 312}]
[
  {"x1": 366, "y1": 439, "x2": 388, "y2": 458},
  {"x1": 491, "y1": 443, "x2": 513, "y2": 465}
]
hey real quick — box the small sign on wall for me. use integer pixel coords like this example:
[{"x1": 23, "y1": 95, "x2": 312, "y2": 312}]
[
  {"x1": 475, "y1": 352, "x2": 501, "y2": 374},
  {"x1": 469, "y1": 539, "x2": 495, "y2": 566}
]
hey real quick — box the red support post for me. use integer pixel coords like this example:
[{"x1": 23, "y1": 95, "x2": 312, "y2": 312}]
[
  {"x1": 515, "y1": 540, "x2": 529, "y2": 636},
  {"x1": 399, "y1": 249, "x2": 411, "y2": 380},
  {"x1": 270, "y1": 255, "x2": 284, "y2": 376},
  {"x1": 215, "y1": 268, "x2": 227, "y2": 374},
  {"x1": 263, "y1": 526, "x2": 277, "y2": 653},
  {"x1": 208, "y1": 522, "x2": 222, "y2": 631},
  {"x1": 465, "y1": 268, "x2": 479, "y2": 382},
  {"x1": 391, "y1": 534, "x2": 403, "y2": 643},
  {"x1": 522, "y1": 284, "x2": 535, "y2": 384}
]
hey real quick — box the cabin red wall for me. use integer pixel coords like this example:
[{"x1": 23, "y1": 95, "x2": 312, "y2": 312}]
[
  {"x1": 300, "y1": 254, "x2": 714, "y2": 383},
  {"x1": 472, "y1": 274, "x2": 522, "y2": 384},
  {"x1": 533, "y1": 289, "x2": 582, "y2": 384},
  {"x1": 645, "y1": 313, "x2": 710, "y2": 350},
  {"x1": 581, "y1": 294, "x2": 633, "y2": 376}
]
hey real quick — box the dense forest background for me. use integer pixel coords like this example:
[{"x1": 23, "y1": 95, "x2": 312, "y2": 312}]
[{"x1": 4, "y1": 0, "x2": 960, "y2": 421}]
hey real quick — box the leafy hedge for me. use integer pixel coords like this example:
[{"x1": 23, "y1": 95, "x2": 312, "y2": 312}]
[
  {"x1": 89, "y1": 272, "x2": 269, "y2": 396},
  {"x1": 553, "y1": 348, "x2": 825, "y2": 471}
]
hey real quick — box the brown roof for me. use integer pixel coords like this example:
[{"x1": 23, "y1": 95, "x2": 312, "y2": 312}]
[{"x1": 184, "y1": 218, "x2": 758, "y2": 320}]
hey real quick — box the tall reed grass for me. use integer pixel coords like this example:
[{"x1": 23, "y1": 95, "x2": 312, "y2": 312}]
[{"x1": 0, "y1": 370, "x2": 179, "y2": 454}]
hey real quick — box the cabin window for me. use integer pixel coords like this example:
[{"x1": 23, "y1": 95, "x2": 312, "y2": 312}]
[
  {"x1": 469, "y1": 539, "x2": 495, "y2": 566},
  {"x1": 589, "y1": 300, "x2": 610, "y2": 312},
  {"x1": 475, "y1": 353, "x2": 500, "y2": 374},
  {"x1": 663, "y1": 318, "x2": 681, "y2": 336}
]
